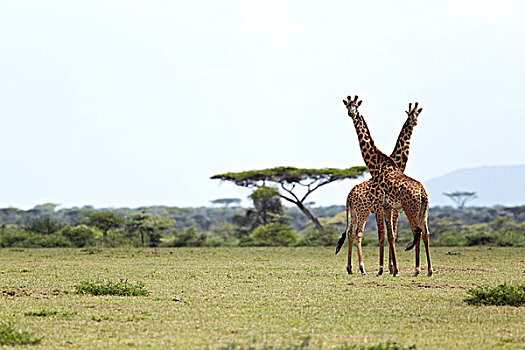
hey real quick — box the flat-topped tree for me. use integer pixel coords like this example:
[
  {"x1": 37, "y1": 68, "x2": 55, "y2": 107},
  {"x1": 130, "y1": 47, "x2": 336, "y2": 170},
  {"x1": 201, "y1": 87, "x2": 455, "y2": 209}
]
[
  {"x1": 443, "y1": 191, "x2": 477, "y2": 209},
  {"x1": 210, "y1": 198, "x2": 241, "y2": 208},
  {"x1": 211, "y1": 166, "x2": 368, "y2": 231}
]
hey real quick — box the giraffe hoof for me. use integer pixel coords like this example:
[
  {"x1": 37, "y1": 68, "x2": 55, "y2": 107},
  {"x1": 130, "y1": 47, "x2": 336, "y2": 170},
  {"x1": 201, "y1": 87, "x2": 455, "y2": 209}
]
[
  {"x1": 427, "y1": 269, "x2": 433, "y2": 277},
  {"x1": 346, "y1": 266, "x2": 353, "y2": 275},
  {"x1": 393, "y1": 272, "x2": 399, "y2": 277},
  {"x1": 412, "y1": 271, "x2": 420, "y2": 277},
  {"x1": 376, "y1": 268, "x2": 384, "y2": 277},
  {"x1": 359, "y1": 266, "x2": 367, "y2": 275}
]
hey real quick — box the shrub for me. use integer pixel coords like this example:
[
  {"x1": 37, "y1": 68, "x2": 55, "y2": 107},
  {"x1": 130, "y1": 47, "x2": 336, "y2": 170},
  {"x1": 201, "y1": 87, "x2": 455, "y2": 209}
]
[
  {"x1": 60, "y1": 225, "x2": 96, "y2": 247},
  {"x1": 75, "y1": 279, "x2": 150, "y2": 296},
  {"x1": 465, "y1": 232, "x2": 495, "y2": 246},
  {"x1": 163, "y1": 227, "x2": 205, "y2": 247},
  {"x1": 0, "y1": 230, "x2": 72, "y2": 248},
  {"x1": 434, "y1": 231, "x2": 467, "y2": 246},
  {"x1": 298, "y1": 225, "x2": 340, "y2": 246},
  {"x1": 494, "y1": 229, "x2": 525, "y2": 247},
  {"x1": 26, "y1": 217, "x2": 63, "y2": 235},
  {"x1": 0, "y1": 322, "x2": 42, "y2": 346},
  {"x1": 202, "y1": 236, "x2": 224, "y2": 247},
  {"x1": 242, "y1": 222, "x2": 298, "y2": 246},
  {"x1": 464, "y1": 283, "x2": 525, "y2": 307}
]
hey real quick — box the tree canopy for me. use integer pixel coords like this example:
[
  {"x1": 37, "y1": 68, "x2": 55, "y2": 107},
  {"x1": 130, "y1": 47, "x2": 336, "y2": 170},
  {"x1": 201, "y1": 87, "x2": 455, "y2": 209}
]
[
  {"x1": 210, "y1": 198, "x2": 241, "y2": 207},
  {"x1": 211, "y1": 166, "x2": 367, "y2": 187},
  {"x1": 443, "y1": 191, "x2": 478, "y2": 209},
  {"x1": 211, "y1": 166, "x2": 368, "y2": 231}
]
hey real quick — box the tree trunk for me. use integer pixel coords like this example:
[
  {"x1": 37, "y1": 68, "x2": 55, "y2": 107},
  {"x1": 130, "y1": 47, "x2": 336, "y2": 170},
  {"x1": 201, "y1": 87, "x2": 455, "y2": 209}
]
[{"x1": 296, "y1": 202, "x2": 324, "y2": 232}]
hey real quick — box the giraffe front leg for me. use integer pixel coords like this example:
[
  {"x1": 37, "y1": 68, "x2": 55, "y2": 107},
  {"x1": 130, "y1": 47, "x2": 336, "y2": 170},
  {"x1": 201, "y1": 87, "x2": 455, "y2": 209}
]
[
  {"x1": 375, "y1": 213, "x2": 385, "y2": 277},
  {"x1": 355, "y1": 226, "x2": 367, "y2": 275}
]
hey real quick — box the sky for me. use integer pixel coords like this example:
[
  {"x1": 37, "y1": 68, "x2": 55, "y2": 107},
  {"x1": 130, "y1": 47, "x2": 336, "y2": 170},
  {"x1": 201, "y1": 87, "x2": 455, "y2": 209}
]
[{"x1": 0, "y1": 1, "x2": 524, "y2": 209}]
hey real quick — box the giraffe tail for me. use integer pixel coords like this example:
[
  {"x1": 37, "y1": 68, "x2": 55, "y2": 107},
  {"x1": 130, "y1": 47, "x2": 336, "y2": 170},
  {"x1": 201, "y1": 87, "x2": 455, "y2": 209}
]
[
  {"x1": 405, "y1": 227, "x2": 421, "y2": 251},
  {"x1": 405, "y1": 191, "x2": 428, "y2": 251},
  {"x1": 335, "y1": 194, "x2": 352, "y2": 255}
]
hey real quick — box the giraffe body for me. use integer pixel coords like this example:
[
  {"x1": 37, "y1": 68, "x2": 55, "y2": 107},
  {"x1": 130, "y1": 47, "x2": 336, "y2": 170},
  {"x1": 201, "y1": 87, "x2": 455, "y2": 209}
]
[
  {"x1": 336, "y1": 102, "x2": 421, "y2": 276},
  {"x1": 340, "y1": 96, "x2": 433, "y2": 277}
]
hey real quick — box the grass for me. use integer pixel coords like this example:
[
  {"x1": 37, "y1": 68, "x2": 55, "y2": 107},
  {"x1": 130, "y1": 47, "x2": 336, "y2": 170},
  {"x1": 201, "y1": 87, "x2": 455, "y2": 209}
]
[
  {"x1": 338, "y1": 343, "x2": 416, "y2": 350},
  {"x1": 24, "y1": 309, "x2": 59, "y2": 317},
  {"x1": 0, "y1": 247, "x2": 524, "y2": 349},
  {"x1": 464, "y1": 283, "x2": 525, "y2": 307},
  {"x1": 0, "y1": 322, "x2": 42, "y2": 346},
  {"x1": 74, "y1": 279, "x2": 150, "y2": 296}
]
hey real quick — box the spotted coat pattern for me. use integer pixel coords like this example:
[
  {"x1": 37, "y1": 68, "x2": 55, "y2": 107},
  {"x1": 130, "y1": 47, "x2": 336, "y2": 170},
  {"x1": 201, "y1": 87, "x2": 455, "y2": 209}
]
[
  {"x1": 341, "y1": 104, "x2": 421, "y2": 275},
  {"x1": 342, "y1": 96, "x2": 433, "y2": 277}
]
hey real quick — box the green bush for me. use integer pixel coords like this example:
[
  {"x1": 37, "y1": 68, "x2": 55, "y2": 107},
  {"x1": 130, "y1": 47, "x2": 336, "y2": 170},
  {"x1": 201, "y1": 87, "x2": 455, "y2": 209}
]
[
  {"x1": 494, "y1": 229, "x2": 525, "y2": 247},
  {"x1": 0, "y1": 322, "x2": 42, "y2": 346},
  {"x1": 26, "y1": 216, "x2": 63, "y2": 235},
  {"x1": 465, "y1": 232, "x2": 495, "y2": 246},
  {"x1": 75, "y1": 279, "x2": 150, "y2": 296},
  {"x1": 202, "y1": 236, "x2": 224, "y2": 247},
  {"x1": 464, "y1": 283, "x2": 525, "y2": 307},
  {"x1": 434, "y1": 231, "x2": 467, "y2": 246},
  {"x1": 242, "y1": 222, "x2": 298, "y2": 247},
  {"x1": 0, "y1": 230, "x2": 72, "y2": 248},
  {"x1": 61, "y1": 225, "x2": 97, "y2": 247},
  {"x1": 163, "y1": 227, "x2": 205, "y2": 247},
  {"x1": 298, "y1": 225, "x2": 340, "y2": 246}
]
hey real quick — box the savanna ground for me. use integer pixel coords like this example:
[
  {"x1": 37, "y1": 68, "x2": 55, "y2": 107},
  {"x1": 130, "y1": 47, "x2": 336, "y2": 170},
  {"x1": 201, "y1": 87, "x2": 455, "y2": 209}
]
[{"x1": 0, "y1": 247, "x2": 524, "y2": 349}]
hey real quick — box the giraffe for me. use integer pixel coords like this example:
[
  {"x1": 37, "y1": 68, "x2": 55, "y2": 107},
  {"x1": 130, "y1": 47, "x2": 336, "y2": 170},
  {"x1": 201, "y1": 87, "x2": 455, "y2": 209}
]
[
  {"x1": 335, "y1": 103, "x2": 422, "y2": 276},
  {"x1": 341, "y1": 96, "x2": 433, "y2": 277}
]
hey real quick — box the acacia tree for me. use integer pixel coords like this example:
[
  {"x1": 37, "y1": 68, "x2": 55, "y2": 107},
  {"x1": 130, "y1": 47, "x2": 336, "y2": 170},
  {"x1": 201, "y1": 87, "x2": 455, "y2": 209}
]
[
  {"x1": 86, "y1": 211, "x2": 125, "y2": 239},
  {"x1": 210, "y1": 198, "x2": 241, "y2": 208},
  {"x1": 248, "y1": 186, "x2": 285, "y2": 226},
  {"x1": 125, "y1": 211, "x2": 174, "y2": 247},
  {"x1": 443, "y1": 191, "x2": 477, "y2": 209},
  {"x1": 211, "y1": 166, "x2": 367, "y2": 231}
]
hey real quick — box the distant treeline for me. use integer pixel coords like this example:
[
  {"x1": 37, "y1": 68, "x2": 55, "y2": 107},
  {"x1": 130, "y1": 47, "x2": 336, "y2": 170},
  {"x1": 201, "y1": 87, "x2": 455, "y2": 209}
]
[{"x1": 0, "y1": 203, "x2": 523, "y2": 248}]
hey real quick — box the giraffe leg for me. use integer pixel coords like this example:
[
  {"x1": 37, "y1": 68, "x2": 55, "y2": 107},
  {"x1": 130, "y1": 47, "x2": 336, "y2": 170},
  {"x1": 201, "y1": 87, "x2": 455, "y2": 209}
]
[
  {"x1": 346, "y1": 225, "x2": 354, "y2": 275},
  {"x1": 388, "y1": 211, "x2": 399, "y2": 274},
  {"x1": 422, "y1": 222, "x2": 433, "y2": 276},
  {"x1": 375, "y1": 212, "x2": 385, "y2": 277},
  {"x1": 413, "y1": 231, "x2": 421, "y2": 277},
  {"x1": 355, "y1": 223, "x2": 367, "y2": 275},
  {"x1": 385, "y1": 208, "x2": 398, "y2": 277},
  {"x1": 406, "y1": 214, "x2": 422, "y2": 277}
]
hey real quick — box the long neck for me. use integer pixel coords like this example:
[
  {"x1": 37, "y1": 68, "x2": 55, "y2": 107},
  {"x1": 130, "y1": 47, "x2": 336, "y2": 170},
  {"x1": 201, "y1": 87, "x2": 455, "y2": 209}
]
[
  {"x1": 351, "y1": 114, "x2": 392, "y2": 178},
  {"x1": 389, "y1": 118, "x2": 415, "y2": 172}
]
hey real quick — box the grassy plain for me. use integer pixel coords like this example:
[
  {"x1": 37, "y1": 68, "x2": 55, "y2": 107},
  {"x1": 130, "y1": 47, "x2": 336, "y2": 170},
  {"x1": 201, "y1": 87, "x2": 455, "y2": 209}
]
[{"x1": 0, "y1": 247, "x2": 524, "y2": 349}]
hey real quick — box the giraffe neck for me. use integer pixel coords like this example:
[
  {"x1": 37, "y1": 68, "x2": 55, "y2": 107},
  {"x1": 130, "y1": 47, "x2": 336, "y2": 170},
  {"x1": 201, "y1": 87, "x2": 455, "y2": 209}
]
[
  {"x1": 389, "y1": 118, "x2": 415, "y2": 172},
  {"x1": 351, "y1": 114, "x2": 393, "y2": 178}
]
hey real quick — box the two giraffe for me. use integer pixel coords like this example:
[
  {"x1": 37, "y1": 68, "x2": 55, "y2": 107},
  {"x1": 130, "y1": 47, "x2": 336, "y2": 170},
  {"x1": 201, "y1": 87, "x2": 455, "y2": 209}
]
[
  {"x1": 335, "y1": 103, "x2": 422, "y2": 276},
  {"x1": 338, "y1": 96, "x2": 433, "y2": 277}
]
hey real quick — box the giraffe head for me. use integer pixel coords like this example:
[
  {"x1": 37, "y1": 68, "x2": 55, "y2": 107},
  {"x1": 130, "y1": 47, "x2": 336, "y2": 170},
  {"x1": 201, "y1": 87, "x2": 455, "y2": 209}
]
[
  {"x1": 343, "y1": 95, "x2": 362, "y2": 121},
  {"x1": 405, "y1": 102, "x2": 423, "y2": 126}
]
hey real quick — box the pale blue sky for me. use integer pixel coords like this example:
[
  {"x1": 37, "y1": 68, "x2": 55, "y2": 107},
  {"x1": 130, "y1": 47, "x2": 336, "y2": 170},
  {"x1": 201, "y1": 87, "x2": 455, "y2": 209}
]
[{"x1": 1, "y1": 1, "x2": 524, "y2": 209}]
